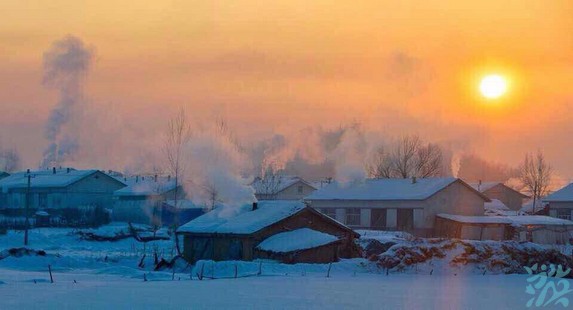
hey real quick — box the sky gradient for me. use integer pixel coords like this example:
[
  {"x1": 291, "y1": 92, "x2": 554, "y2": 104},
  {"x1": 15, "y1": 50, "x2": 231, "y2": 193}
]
[{"x1": 1, "y1": 1, "x2": 573, "y2": 178}]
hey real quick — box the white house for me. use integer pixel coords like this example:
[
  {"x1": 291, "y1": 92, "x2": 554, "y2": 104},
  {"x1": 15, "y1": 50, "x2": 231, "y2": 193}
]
[
  {"x1": 304, "y1": 177, "x2": 490, "y2": 236},
  {"x1": 543, "y1": 183, "x2": 573, "y2": 220},
  {"x1": 252, "y1": 176, "x2": 317, "y2": 201},
  {"x1": 0, "y1": 168, "x2": 126, "y2": 214}
]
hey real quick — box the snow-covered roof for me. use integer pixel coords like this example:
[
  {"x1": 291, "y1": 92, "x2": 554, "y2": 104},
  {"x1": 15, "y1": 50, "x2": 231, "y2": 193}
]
[
  {"x1": 256, "y1": 228, "x2": 339, "y2": 253},
  {"x1": 484, "y1": 199, "x2": 521, "y2": 216},
  {"x1": 177, "y1": 201, "x2": 307, "y2": 235},
  {"x1": 114, "y1": 176, "x2": 176, "y2": 196},
  {"x1": 544, "y1": 183, "x2": 573, "y2": 202},
  {"x1": 468, "y1": 182, "x2": 501, "y2": 193},
  {"x1": 0, "y1": 169, "x2": 111, "y2": 192},
  {"x1": 305, "y1": 177, "x2": 483, "y2": 201},
  {"x1": 438, "y1": 214, "x2": 573, "y2": 226},
  {"x1": 252, "y1": 176, "x2": 316, "y2": 195}
]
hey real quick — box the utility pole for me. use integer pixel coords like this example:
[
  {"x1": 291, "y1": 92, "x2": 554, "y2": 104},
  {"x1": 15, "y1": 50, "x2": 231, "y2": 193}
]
[{"x1": 24, "y1": 174, "x2": 30, "y2": 246}]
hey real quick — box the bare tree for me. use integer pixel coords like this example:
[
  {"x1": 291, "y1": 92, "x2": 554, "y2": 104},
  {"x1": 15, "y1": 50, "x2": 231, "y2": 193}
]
[
  {"x1": 368, "y1": 135, "x2": 443, "y2": 179},
  {"x1": 0, "y1": 149, "x2": 21, "y2": 172},
  {"x1": 520, "y1": 150, "x2": 552, "y2": 213},
  {"x1": 367, "y1": 146, "x2": 392, "y2": 178},
  {"x1": 164, "y1": 108, "x2": 190, "y2": 254},
  {"x1": 254, "y1": 164, "x2": 285, "y2": 200}
]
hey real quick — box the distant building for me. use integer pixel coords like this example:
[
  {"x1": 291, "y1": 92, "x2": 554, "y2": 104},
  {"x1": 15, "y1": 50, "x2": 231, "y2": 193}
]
[
  {"x1": 112, "y1": 175, "x2": 183, "y2": 225},
  {"x1": 305, "y1": 177, "x2": 490, "y2": 236},
  {"x1": 469, "y1": 181, "x2": 529, "y2": 211},
  {"x1": 0, "y1": 171, "x2": 9, "y2": 180},
  {"x1": 252, "y1": 176, "x2": 317, "y2": 201},
  {"x1": 176, "y1": 201, "x2": 360, "y2": 264},
  {"x1": 0, "y1": 168, "x2": 126, "y2": 215},
  {"x1": 543, "y1": 183, "x2": 573, "y2": 220},
  {"x1": 435, "y1": 214, "x2": 573, "y2": 244},
  {"x1": 160, "y1": 200, "x2": 207, "y2": 227}
]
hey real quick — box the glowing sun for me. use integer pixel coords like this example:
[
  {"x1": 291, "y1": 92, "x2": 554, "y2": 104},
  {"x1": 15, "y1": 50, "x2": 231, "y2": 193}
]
[{"x1": 479, "y1": 74, "x2": 508, "y2": 99}]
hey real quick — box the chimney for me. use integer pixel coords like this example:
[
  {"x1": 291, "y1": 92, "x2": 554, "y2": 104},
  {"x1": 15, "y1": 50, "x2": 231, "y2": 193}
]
[
  {"x1": 168, "y1": 175, "x2": 171, "y2": 182},
  {"x1": 67, "y1": 168, "x2": 71, "y2": 173},
  {"x1": 52, "y1": 167, "x2": 56, "y2": 174},
  {"x1": 154, "y1": 174, "x2": 158, "y2": 182},
  {"x1": 26, "y1": 169, "x2": 30, "y2": 174},
  {"x1": 252, "y1": 202, "x2": 258, "y2": 211},
  {"x1": 136, "y1": 176, "x2": 139, "y2": 183},
  {"x1": 142, "y1": 176, "x2": 145, "y2": 181},
  {"x1": 478, "y1": 180, "x2": 482, "y2": 191},
  {"x1": 411, "y1": 176, "x2": 417, "y2": 184}
]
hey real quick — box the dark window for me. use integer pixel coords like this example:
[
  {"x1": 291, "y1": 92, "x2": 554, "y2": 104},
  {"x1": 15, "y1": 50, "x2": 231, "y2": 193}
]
[
  {"x1": 397, "y1": 209, "x2": 414, "y2": 231},
  {"x1": 345, "y1": 208, "x2": 361, "y2": 226},
  {"x1": 556, "y1": 209, "x2": 572, "y2": 220},
  {"x1": 321, "y1": 208, "x2": 336, "y2": 219},
  {"x1": 38, "y1": 193, "x2": 47, "y2": 208},
  {"x1": 371, "y1": 209, "x2": 387, "y2": 229}
]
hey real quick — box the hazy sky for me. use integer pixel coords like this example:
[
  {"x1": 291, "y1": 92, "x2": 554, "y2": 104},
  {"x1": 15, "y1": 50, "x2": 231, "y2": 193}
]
[{"x1": 1, "y1": 1, "x2": 573, "y2": 177}]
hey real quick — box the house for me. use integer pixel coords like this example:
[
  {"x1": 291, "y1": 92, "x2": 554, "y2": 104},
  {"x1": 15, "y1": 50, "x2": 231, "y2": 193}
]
[
  {"x1": 469, "y1": 181, "x2": 528, "y2": 211},
  {"x1": 304, "y1": 177, "x2": 490, "y2": 237},
  {"x1": 484, "y1": 199, "x2": 522, "y2": 216},
  {"x1": 160, "y1": 200, "x2": 207, "y2": 227},
  {"x1": 543, "y1": 183, "x2": 573, "y2": 220},
  {"x1": 176, "y1": 200, "x2": 360, "y2": 264},
  {"x1": 112, "y1": 175, "x2": 182, "y2": 225},
  {"x1": 252, "y1": 176, "x2": 317, "y2": 201},
  {"x1": 0, "y1": 168, "x2": 126, "y2": 217},
  {"x1": 435, "y1": 214, "x2": 573, "y2": 244}
]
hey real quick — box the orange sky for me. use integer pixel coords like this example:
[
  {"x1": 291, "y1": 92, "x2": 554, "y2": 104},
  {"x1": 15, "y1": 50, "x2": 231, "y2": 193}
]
[{"x1": 1, "y1": 0, "x2": 573, "y2": 177}]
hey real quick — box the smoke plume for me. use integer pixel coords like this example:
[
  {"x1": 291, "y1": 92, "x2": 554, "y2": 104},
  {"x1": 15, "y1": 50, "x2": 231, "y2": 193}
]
[{"x1": 41, "y1": 35, "x2": 94, "y2": 168}]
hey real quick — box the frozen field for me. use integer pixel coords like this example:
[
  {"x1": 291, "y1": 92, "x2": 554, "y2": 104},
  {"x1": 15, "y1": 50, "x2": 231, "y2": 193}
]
[{"x1": 0, "y1": 269, "x2": 553, "y2": 309}]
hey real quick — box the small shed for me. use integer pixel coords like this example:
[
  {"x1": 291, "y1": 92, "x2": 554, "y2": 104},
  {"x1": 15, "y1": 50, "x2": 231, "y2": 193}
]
[
  {"x1": 176, "y1": 201, "x2": 360, "y2": 264},
  {"x1": 160, "y1": 200, "x2": 206, "y2": 227},
  {"x1": 435, "y1": 214, "x2": 573, "y2": 244},
  {"x1": 254, "y1": 228, "x2": 341, "y2": 264},
  {"x1": 469, "y1": 181, "x2": 529, "y2": 211}
]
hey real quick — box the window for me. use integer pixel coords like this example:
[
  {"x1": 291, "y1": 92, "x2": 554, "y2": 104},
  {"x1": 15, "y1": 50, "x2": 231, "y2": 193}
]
[
  {"x1": 321, "y1": 208, "x2": 336, "y2": 219},
  {"x1": 345, "y1": 208, "x2": 361, "y2": 226},
  {"x1": 556, "y1": 209, "x2": 572, "y2": 220},
  {"x1": 297, "y1": 185, "x2": 304, "y2": 194}
]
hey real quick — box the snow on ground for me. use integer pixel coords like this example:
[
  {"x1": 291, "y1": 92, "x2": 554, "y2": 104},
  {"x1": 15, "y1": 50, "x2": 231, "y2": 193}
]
[
  {"x1": 0, "y1": 269, "x2": 564, "y2": 309},
  {"x1": 1, "y1": 225, "x2": 572, "y2": 309}
]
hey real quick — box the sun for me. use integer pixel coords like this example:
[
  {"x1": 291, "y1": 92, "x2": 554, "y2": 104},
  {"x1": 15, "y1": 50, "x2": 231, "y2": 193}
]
[{"x1": 479, "y1": 74, "x2": 508, "y2": 99}]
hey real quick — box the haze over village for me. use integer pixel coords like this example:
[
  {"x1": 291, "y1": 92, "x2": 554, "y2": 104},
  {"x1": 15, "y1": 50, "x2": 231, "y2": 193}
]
[{"x1": 1, "y1": 1, "x2": 573, "y2": 309}]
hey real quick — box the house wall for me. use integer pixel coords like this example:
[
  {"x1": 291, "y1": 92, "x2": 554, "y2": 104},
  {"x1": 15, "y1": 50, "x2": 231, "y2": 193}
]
[
  {"x1": 254, "y1": 243, "x2": 339, "y2": 264},
  {"x1": 308, "y1": 181, "x2": 485, "y2": 236},
  {"x1": 256, "y1": 181, "x2": 317, "y2": 201},
  {"x1": 483, "y1": 184, "x2": 526, "y2": 211},
  {"x1": 546, "y1": 202, "x2": 573, "y2": 220}
]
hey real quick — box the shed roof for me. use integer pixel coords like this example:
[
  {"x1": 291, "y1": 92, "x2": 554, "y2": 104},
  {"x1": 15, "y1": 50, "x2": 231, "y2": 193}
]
[
  {"x1": 0, "y1": 169, "x2": 117, "y2": 192},
  {"x1": 177, "y1": 201, "x2": 308, "y2": 235},
  {"x1": 305, "y1": 177, "x2": 488, "y2": 201},
  {"x1": 252, "y1": 176, "x2": 316, "y2": 195},
  {"x1": 437, "y1": 213, "x2": 573, "y2": 226},
  {"x1": 256, "y1": 228, "x2": 339, "y2": 253},
  {"x1": 468, "y1": 182, "x2": 529, "y2": 198},
  {"x1": 544, "y1": 183, "x2": 573, "y2": 202}
]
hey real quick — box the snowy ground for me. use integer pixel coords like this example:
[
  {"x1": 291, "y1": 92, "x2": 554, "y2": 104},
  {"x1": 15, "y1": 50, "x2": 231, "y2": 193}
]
[
  {"x1": 0, "y1": 226, "x2": 571, "y2": 309},
  {"x1": 0, "y1": 269, "x2": 555, "y2": 309}
]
